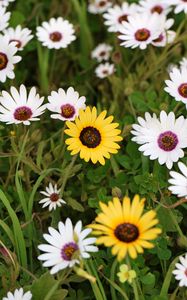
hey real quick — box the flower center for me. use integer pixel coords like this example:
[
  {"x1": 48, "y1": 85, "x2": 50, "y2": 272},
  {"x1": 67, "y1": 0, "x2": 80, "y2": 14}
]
[
  {"x1": 185, "y1": 269, "x2": 187, "y2": 277},
  {"x1": 118, "y1": 14, "x2": 128, "y2": 23},
  {"x1": 153, "y1": 33, "x2": 164, "y2": 43},
  {"x1": 151, "y1": 5, "x2": 163, "y2": 14},
  {"x1": 0, "y1": 52, "x2": 8, "y2": 70},
  {"x1": 79, "y1": 126, "x2": 101, "y2": 148},
  {"x1": 135, "y1": 28, "x2": 150, "y2": 41},
  {"x1": 114, "y1": 223, "x2": 139, "y2": 243},
  {"x1": 99, "y1": 51, "x2": 106, "y2": 57},
  {"x1": 14, "y1": 106, "x2": 32, "y2": 121},
  {"x1": 49, "y1": 31, "x2": 62, "y2": 42},
  {"x1": 49, "y1": 193, "x2": 59, "y2": 202},
  {"x1": 10, "y1": 39, "x2": 22, "y2": 48},
  {"x1": 157, "y1": 131, "x2": 178, "y2": 151},
  {"x1": 98, "y1": 0, "x2": 106, "y2": 7},
  {"x1": 61, "y1": 104, "x2": 75, "y2": 119},
  {"x1": 178, "y1": 83, "x2": 187, "y2": 98},
  {"x1": 61, "y1": 242, "x2": 79, "y2": 261}
]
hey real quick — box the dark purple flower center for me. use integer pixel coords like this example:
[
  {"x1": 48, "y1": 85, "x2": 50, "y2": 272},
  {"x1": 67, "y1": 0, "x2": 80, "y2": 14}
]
[
  {"x1": 135, "y1": 28, "x2": 150, "y2": 41},
  {"x1": 151, "y1": 5, "x2": 163, "y2": 14},
  {"x1": 114, "y1": 223, "x2": 139, "y2": 243},
  {"x1": 50, "y1": 193, "x2": 59, "y2": 202},
  {"x1": 61, "y1": 104, "x2": 75, "y2": 119},
  {"x1": 79, "y1": 126, "x2": 101, "y2": 148},
  {"x1": 14, "y1": 106, "x2": 32, "y2": 121},
  {"x1": 61, "y1": 242, "x2": 79, "y2": 261},
  {"x1": 178, "y1": 83, "x2": 187, "y2": 98},
  {"x1": 49, "y1": 31, "x2": 62, "y2": 42},
  {"x1": 118, "y1": 14, "x2": 128, "y2": 23},
  {"x1": 0, "y1": 52, "x2": 8, "y2": 70},
  {"x1": 157, "y1": 131, "x2": 178, "y2": 151}
]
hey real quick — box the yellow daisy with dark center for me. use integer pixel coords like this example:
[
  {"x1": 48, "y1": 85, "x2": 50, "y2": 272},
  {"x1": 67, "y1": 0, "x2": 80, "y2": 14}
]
[
  {"x1": 89, "y1": 195, "x2": 162, "y2": 260},
  {"x1": 65, "y1": 106, "x2": 123, "y2": 165}
]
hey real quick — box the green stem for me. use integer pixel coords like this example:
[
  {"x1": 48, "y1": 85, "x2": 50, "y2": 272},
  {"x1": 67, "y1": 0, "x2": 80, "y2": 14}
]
[
  {"x1": 110, "y1": 259, "x2": 118, "y2": 300},
  {"x1": 168, "y1": 209, "x2": 186, "y2": 242},
  {"x1": 126, "y1": 257, "x2": 140, "y2": 300},
  {"x1": 37, "y1": 43, "x2": 49, "y2": 95},
  {"x1": 60, "y1": 154, "x2": 78, "y2": 197}
]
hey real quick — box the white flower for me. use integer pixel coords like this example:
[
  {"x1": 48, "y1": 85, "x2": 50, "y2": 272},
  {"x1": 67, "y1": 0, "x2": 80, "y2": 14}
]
[
  {"x1": 0, "y1": 0, "x2": 15, "y2": 7},
  {"x1": 39, "y1": 183, "x2": 66, "y2": 211},
  {"x1": 91, "y1": 43, "x2": 112, "y2": 62},
  {"x1": 103, "y1": 3, "x2": 139, "y2": 33},
  {"x1": 95, "y1": 62, "x2": 115, "y2": 78},
  {"x1": 0, "y1": 6, "x2": 10, "y2": 31},
  {"x1": 138, "y1": 0, "x2": 171, "y2": 15},
  {"x1": 0, "y1": 35, "x2": 21, "y2": 82},
  {"x1": 173, "y1": 254, "x2": 187, "y2": 287},
  {"x1": 2, "y1": 288, "x2": 32, "y2": 300},
  {"x1": 165, "y1": 67, "x2": 187, "y2": 107},
  {"x1": 0, "y1": 84, "x2": 46, "y2": 125},
  {"x1": 131, "y1": 111, "x2": 187, "y2": 169},
  {"x1": 179, "y1": 57, "x2": 187, "y2": 69},
  {"x1": 118, "y1": 13, "x2": 163, "y2": 50},
  {"x1": 47, "y1": 86, "x2": 86, "y2": 121},
  {"x1": 38, "y1": 218, "x2": 98, "y2": 274},
  {"x1": 168, "y1": 162, "x2": 187, "y2": 198},
  {"x1": 88, "y1": 0, "x2": 112, "y2": 14},
  {"x1": 167, "y1": 63, "x2": 177, "y2": 74},
  {"x1": 3, "y1": 25, "x2": 33, "y2": 50},
  {"x1": 152, "y1": 17, "x2": 175, "y2": 47},
  {"x1": 36, "y1": 17, "x2": 76, "y2": 49},
  {"x1": 164, "y1": 0, "x2": 187, "y2": 14}
]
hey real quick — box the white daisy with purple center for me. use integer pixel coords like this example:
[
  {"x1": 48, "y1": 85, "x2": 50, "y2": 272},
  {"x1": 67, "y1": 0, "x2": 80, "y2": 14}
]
[
  {"x1": 39, "y1": 183, "x2": 66, "y2": 211},
  {"x1": 173, "y1": 254, "x2": 187, "y2": 287}
]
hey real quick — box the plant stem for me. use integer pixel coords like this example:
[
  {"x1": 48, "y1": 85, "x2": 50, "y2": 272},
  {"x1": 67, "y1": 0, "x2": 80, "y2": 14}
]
[
  {"x1": 126, "y1": 256, "x2": 140, "y2": 300},
  {"x1": 60, "y1": 154, "x2": 78, "y2": 196}
]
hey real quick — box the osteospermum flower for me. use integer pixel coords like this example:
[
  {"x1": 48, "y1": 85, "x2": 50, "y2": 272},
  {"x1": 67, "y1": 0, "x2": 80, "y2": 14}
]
[
  {"x1": 118, "y1": 12, "x2": 163, "y2": 50},
  {"x1": 38, "y1": 218, "x2": 98, "y2": 274},
  {"x1": 65, "y1": 106, "x2": 122, "y2": 165},
  {"x1": 173, "y1": 254, "x2": 187, "y2": 287},
  {"x1": 3, "y1": 25, "x2": 33, "y2": 50},
  {"x1": 89, "y1": 195, "x2": 161, "y2": 260},
  {"x1": 88, "y1": 0, "x2": 112, "y2": 14},
  {"x1": 138, "y1": 0, "x2": 171, "y2": 15},
  {"x1": 168, "y1": 162, "x2": 187, "y2": 198},
  {"x1": 131, "y1": 111, "x2": 187, "y2": 169},
  {"x1": 152, "y1": 17, "x2": 175, "y2": 47},
  {"x1": 91, "y1": 43, "x2": 112, "y2": 62},
  {"x1": 103, "y1": 3, "x2": 139, "y2": 33},
  {"x1": 0, "y1": 84, "x2": 46, "y2": 125},
  {"x1": 0, "y1": 6, "x2": 10, "y2": 30},
  {"x1": 0, "y1": 0, "x2": 15, "y2": 7},
  {"x1": 0, "y1": 35, "x2": 21, "y2": 82},
  {"x1": 39, "y1": 183, "x2": 66, "y2": 211},
  {"x1": 95, "y1": 62, "x2": 115, "y2": 78},
  {"x1": 165, "y1": 67, "x2": 187, "y2": 106},
  {"x1": 36, "y1": 17, "x2": 76, "y2": 49},
  {"x1": 164, "y1": 0, "x2": 187, "y2": 14},
  {"x1": 2, "y1": 288, "x2": 32, "y2": 300},
  {"x1": 47, "y1": 86, "x2": 86, "y2": 121}
]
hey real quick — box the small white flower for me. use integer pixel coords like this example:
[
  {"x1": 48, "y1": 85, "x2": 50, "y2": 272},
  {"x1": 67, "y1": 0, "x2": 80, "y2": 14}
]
[
  {"x1": 168, "y1": 162, "x2": 187, "y2": 198},
  {"x1": 36, "y1": 17, "x2": 76, "y2": 49},
  {"x1": 91, "y1": 43, "x2": 112, "y2": 62},
  {"x1": 118, "y1": 13, "x2": 163, "y2": 50},
  {"x1": 152, "y1": 17, "x2": 175, "y2": 47},
  {"x1": 173, "y1": 254, "x2": 187, "y2": 287},
  {"x1": 0, "y1": 0, "x2": 15, "y2": 7},
  {"x1": 0, "y1": 6, "x2": 10, "y2": 31},
  {"x1": 38, "y1": 218, "x2": 98, "y2": 274},
  {"x1": 138, "y1": 0, "x2": 171, "y2": 15},
  {"x1": 0, "y1": 84, "x2": 46, "y2": 125},
  {"x1": 131, "y1": 111, "x2": 187, "y2": 169},
  {"x1": 95, "y1": 62, "x2": 115, "y2": 78},
  {"x1": 3, "y1": 25, "x2": 33, "y2": 50},
  {"x1": 179, "y1": 57, "x2": 187, "y2": 69},
  {"x1": 47, "y1": 86, "x2": 86, "y2": 121},
  {"x1": 88, "y1": 0, "x2": 112, "y2": 14},
  {"x1": 0, "y1": 35, "x2": 21, "y2": 82},
  {"x1": 39, "y1": 183, "x2": 66, "y2": 211},
  {"x1": 2, "y1": 288, "x2": 32, "y2": 300},
  {"x1": 164, "y1": 0, "x2": 187, "y2": 14},
  {"x1": 103, "y1": 3, "x2": 139, "y2": 32},
  {"x1": 165, "y1": 67, "x2": 187, "y2": 107}
]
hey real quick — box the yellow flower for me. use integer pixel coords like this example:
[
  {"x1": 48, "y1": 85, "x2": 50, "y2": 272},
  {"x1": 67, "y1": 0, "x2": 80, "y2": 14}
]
[
  {"x1": 65, "y1": 106, "x2": 122, "y2": 165},
  {"x1": 117, "y1": 264, "x2": 136, "y2": 284},
  {"x1": 89, "y1": 195, "x2": 162, "y2": 260}
]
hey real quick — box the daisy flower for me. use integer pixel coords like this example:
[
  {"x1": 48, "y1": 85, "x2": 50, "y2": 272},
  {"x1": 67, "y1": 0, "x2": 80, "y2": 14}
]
[
  {"x1": 152, "y1": 17, "x2": 176, "y2": 47},
  {"x1": 173, "y1": 254, "x2": 187, "y2": 287},
  {"x1": 168, "y1": 162, "x2": 187, "y2": 198},
  {"x1": 36, "y1": 17, "x2": 76, "y2": 50},
  {"x1": 103, "y1": 3, "x2": 139, "y2": 33},
  {"x1": 2, "y1": 288, "x2": 32, "y2": 300},
  {"x1": 0, "y1": 84, "x2": 46, "y2": 125},
  {"x1": 0, "y1": 6, "x2": 10, "y2": 31},
  {"x1": 131, "y1": 111, "x2": 187, "y2": 169},
  {"x1": 3, "y1": 25, "x2": 33, "y2": 50},
  {"x1": 165, "y1": 67, "x2": 187, "y2": 106},
  {"x1": 118, "y1": 12, "x2": 163, "y2": 50},
  {"x1": 0, "y1": 35, "x2": 21, "y2": 82},
  {"x1": 0, "y1": 0, "x2": 15, "y2": 7},
  {"x1": 91, "y1": 43, "x2": 112, "y2": 62},
  {"x1": 95, "y1": 62, "x2": 115, "y2": 78},
  {"x1": 89, "y1": 195, "x2": 161, "y2": 260},
  {"x1": 88, "y1": 0, "x2": 112, "y2": 14},
  {"x1": 164, "y1": 0, "x2": 187, "y2": 14},
  {"x1": 138, "y1": 0, "x2": 171, "y2": 15},
  {"x1": 39, "y1": 183, "x2": 66, "y2": 211},
  {"x1": 38, "y1": 218, "x2": 98, "y2": 274},
  {"x1": 47, "y1": 86, "x2": 86, "y2": 121},
  {"x1": 65, "y1": 106, "x2": 122, "y2": 165}
]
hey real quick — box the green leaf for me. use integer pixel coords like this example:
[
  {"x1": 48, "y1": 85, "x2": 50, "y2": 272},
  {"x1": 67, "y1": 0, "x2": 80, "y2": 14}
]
[
  {"x1": 141, "y1": 272, "x2": 155, "y2": 286},
  {"x1": 9, "y1": 11, "x2": 25, "y2": 26},
  {"x1": 67, "y1": 197, "x2": 84, "y2": 212}
]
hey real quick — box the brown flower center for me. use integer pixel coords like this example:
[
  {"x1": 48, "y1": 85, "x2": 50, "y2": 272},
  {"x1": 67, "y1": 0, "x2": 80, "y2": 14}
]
[
  {"x1": 118, "y1": 14, "x2": 128, "y2": 23},
  {"x1": 135, "y1": 28, "x2": 150, "y2": 41},
  {"x1": 100, "y1": 51, "x2": 106, "y2": 57},
  {"x1": 49, "y1": 193, "x2": 59, "y2": 202},
  {"x1": 79, "y1": 126, "x2": 101, "y2": 148},
  {"x1": 0, "y1": 52, "x2": 8, "y2": 70},
  {"x1": 153, "y1": 33, "x2": 164, "y2": 43},
  {"x1": 49, "y1": 31, "x2": 62, "y2": 42},
  {"x1": 14, "y1": 106, "x2": 32, "y2": 121},
  {"x1": 98, "y1": 0, "x2": 106, "y2": 7},
  {"x1": 114, "y1": 223, "x2": 139, "y2": 243},
  {"x1": 61, "y1": 104, "x2": 75, "y2": 119},
  {"x1": 151, "y1": 5, "x2": 163, "y2": 14},
  {"x1": 178, "y1": 83, "x2": 187, "y2": 98},
  {"x1": 10, "y1": 39, "x2": 22, "y2": 48}
]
